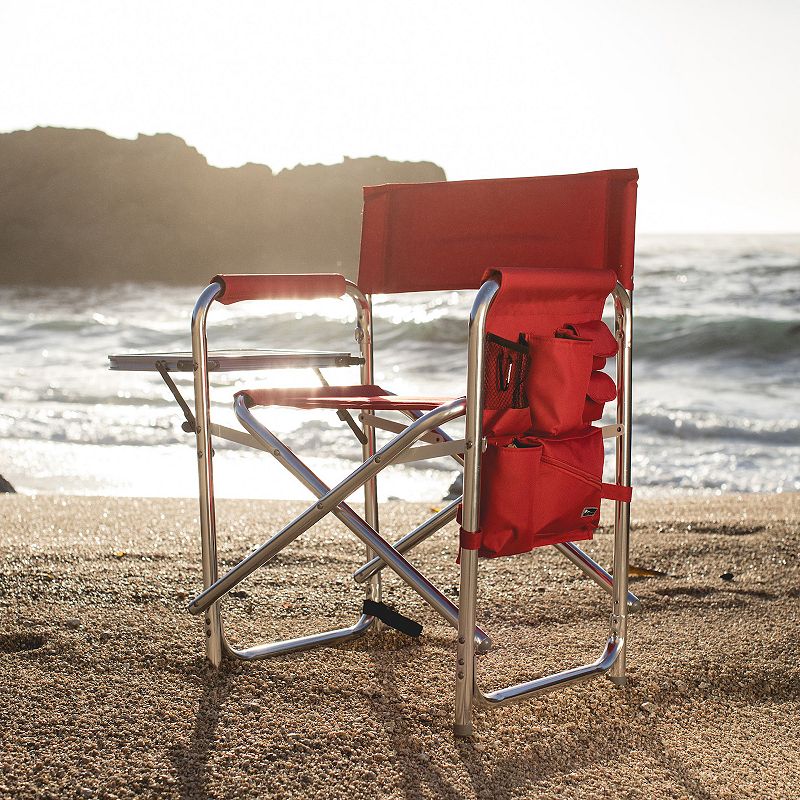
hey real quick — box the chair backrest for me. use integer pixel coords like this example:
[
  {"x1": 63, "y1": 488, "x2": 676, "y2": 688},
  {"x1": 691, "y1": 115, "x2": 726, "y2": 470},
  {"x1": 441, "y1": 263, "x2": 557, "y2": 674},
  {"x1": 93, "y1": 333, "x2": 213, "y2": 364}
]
[{"x1": 357, "y1": 168, "x2": 638, "y2": 294}]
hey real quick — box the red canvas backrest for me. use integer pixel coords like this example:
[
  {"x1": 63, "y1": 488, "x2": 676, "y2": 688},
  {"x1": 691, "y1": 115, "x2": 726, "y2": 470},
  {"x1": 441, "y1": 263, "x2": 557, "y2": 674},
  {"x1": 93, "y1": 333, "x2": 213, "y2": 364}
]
[{"x1": 357, "y1": 168, "x2": 638, "y2": 294}]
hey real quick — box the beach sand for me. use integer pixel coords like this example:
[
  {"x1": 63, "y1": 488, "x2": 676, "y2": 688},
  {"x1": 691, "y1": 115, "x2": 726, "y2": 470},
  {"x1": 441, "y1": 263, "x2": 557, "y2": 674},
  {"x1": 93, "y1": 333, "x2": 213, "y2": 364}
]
[{"x1": 1, "y1": 492, "x2": 798, "y2": 799}]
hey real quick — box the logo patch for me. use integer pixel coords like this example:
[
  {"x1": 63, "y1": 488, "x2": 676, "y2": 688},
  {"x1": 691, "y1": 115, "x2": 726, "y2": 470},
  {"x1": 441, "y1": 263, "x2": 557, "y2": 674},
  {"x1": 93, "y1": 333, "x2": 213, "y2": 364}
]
[{"x1": 581, "y1": 507, "x2": 599, "y2": 518}]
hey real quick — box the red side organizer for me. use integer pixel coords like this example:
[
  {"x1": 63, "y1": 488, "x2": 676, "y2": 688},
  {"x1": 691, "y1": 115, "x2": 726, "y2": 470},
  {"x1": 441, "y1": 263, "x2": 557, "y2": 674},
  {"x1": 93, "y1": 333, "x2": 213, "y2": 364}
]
[
  {"x1": 472, "y1": 267, "x2": 630, "y2": 559},
  {"x1": 556, "y1": 321, "x2": 619, "y2": 423},
  {"x1": 478, "y1": 427, "x2": 604, "y2": 557}
]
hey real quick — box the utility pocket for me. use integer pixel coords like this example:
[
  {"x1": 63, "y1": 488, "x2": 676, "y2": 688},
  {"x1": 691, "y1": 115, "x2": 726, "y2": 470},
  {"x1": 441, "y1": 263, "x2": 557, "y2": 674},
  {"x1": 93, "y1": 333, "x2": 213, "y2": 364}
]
[
  {"x1": 478, "y1": 427, "x2": 604, "y2": 557},
  {"x1": 532, "y1": 427, "x2": 604, "y2": 543},
  {"x1": 557, "y1": 321, "x2": 618, "y2": 423},
  {"x1": 527, "y1": 334, "x2": 593, "y2": 436},
  {"x1": 557, "y1": 320, "x2": 618, "y2": 369},
  {"x1": 478, "y1": 436, "x2": 542, "y2": 557},
  {"x1": 483, "y1": 333, "x2": 530, "y2": 410},
  {"x1": 585, "y1": 371, "x2": 617, "y2": 422}
]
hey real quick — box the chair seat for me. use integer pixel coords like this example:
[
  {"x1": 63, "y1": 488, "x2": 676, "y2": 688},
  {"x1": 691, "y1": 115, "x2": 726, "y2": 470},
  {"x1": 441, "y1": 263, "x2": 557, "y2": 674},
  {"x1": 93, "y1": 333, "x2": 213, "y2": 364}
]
[{"x1": 236, "y1": 384, "x2": 457, "y2": 411}]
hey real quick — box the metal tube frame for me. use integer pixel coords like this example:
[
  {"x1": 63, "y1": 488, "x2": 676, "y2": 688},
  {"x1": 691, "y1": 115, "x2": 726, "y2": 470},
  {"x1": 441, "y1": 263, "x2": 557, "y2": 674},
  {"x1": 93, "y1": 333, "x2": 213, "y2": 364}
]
[
  {"x1": 353, "y1": 497, "x2": 462, "y2": 584},
  {"x1": 190, "y1": 397, "x2": 463, "y2": 609},
  {"x1": 351, "y1": 417, "x2": 639, "y2": 609},
  {"x1": 222, "y1": 395, "x2": 491, "y2": 653},
  {"x1": 190, "y1": 274, "x2": 634, "y2": 733},
  {"x1": 453, "y1": 279, "x2": 634, "y2": 736},
  {"x1": 190, "y1": 281, "x2": 380, "y2": 666}
]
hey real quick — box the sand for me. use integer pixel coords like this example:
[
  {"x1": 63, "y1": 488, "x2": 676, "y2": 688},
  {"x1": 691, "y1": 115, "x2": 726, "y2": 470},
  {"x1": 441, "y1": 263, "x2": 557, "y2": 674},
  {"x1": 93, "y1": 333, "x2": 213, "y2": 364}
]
[{"x1": 1, "y1": 492, "x2": 798, "y2": 799}]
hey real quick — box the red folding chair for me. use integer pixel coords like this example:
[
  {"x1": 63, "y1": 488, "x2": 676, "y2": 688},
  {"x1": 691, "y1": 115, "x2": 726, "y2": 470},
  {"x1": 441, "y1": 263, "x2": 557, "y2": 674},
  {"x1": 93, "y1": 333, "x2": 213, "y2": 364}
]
[{"x1": 186, "y1": 168, "x2": 639, "y2": 736}]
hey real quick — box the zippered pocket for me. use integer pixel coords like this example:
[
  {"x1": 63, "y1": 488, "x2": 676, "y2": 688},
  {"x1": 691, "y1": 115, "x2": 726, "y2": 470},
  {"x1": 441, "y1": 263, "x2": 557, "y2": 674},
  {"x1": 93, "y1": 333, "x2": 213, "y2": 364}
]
[
  {"x1": 540, "y1": 453, "x2": 598, "y2": 487},
  {"x1": 533, "y1": 428, "x2": 604, "y2": 539},
  {"x1": 478, "y1": 426, "x2": 604, "y2": 557}
]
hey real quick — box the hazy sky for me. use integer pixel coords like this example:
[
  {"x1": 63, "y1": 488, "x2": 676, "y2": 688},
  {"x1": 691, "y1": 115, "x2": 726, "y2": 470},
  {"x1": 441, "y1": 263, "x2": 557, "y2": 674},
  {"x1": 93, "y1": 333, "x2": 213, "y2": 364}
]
[{"x1": 2, "y1": 1, "x2": 798, "y2": 232}]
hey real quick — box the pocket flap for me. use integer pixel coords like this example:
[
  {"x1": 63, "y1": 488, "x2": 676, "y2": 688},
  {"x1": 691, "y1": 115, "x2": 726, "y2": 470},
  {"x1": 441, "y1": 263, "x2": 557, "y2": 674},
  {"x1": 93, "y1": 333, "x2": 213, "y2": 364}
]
[
  {"x1": 559, "y1": 320, "x2": 617, "y2": 358},
  {"x1": 587, "y1": 371, "x2": 616, "y2": 403}
]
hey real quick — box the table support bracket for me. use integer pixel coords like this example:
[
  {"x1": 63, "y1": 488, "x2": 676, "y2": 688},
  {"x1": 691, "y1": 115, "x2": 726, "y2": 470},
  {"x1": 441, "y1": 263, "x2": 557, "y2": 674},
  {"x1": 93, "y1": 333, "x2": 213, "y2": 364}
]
[{"x1": 155, "y1": 360, "x2": 197, "y2": 433}]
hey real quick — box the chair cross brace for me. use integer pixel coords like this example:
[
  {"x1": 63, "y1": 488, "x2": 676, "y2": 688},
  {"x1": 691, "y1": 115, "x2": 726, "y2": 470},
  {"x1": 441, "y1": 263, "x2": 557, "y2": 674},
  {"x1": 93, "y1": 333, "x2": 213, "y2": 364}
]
[{"x1": 188, "y1": 393, "x2": 493, "y2": 654}]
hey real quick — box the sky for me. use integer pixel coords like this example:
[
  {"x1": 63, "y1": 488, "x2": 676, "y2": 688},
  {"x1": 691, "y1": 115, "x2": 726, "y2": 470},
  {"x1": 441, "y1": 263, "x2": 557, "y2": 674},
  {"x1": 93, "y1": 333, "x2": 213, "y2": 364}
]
[{"x1": 1, "y1": 0, "x2": 798, "y2": 233}]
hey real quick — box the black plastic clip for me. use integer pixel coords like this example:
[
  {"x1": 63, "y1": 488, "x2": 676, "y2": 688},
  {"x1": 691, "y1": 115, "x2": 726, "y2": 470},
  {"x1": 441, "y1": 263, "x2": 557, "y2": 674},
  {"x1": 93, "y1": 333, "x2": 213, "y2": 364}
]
[{"x1": 363, "y1": 600, "x2": 422, "y2": 638}]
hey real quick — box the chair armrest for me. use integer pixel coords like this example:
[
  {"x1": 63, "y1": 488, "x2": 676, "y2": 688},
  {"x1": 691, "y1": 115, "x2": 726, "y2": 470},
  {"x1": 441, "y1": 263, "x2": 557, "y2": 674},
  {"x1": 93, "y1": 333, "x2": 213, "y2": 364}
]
[{"x1": 210, "y1": 273, "x2": 348, "y2": 305}]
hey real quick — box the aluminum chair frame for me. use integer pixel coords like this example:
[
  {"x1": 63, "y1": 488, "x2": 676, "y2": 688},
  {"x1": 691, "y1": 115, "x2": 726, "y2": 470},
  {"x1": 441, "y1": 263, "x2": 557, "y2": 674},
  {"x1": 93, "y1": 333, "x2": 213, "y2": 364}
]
[
  {"x1": 186, "y1": 272, "x2": 634, "y2": 736},
  {"x1": 453, "y1": 278, "x2": 633, "y2": 735},
  {"x1": 189, "y1": 280, "x2": 493, "y2": 664}
]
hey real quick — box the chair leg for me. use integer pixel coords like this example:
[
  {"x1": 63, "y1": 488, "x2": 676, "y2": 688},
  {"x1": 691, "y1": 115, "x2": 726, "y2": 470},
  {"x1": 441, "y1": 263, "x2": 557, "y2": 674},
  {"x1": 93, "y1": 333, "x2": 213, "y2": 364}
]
[
  {"x1": 608, "y1": 498, "x2": 631, "y2": 686},
  {"x1": 191, "y1": 283, "x2": 225, "y2": 666},
  {"x1": 223, "y1": 614, "x2": 374, "y2": 661},
  {"x1": 609, "y1": 283, "x2": 633, "y2": 685},
  {"x1": 454, "y1": 547, "x2": 478, "y2": 737},
  {"x1": 453, "y1": 277, "x2": 500, "y2": 736},
  {"x1": 362, "y1": 420, "x2": 382, "y2": 605}
]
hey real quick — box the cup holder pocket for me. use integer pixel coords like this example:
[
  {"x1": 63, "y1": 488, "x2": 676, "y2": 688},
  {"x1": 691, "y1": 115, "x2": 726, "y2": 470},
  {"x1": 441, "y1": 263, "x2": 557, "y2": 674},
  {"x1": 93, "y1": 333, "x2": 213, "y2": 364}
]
[
  {"x1": 526, "y1": 334, "x2": 593, "y2": 436},
  {"x1": 558, "y1": 320, "x2": 618, "y2": 370},
  {"x1": 555, "y1": 320, "x2": 619, "y2": 423},
  {"x1": 585, "y1": 370, "x2": 617, "y2": 422}
]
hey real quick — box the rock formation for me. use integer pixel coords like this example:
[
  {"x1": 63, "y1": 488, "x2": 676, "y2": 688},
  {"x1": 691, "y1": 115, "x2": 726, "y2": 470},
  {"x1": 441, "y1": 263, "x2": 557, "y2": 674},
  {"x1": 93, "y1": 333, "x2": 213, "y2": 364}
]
[{"x1": 0, "y1": 127, "x2": 446, "y2": 286}]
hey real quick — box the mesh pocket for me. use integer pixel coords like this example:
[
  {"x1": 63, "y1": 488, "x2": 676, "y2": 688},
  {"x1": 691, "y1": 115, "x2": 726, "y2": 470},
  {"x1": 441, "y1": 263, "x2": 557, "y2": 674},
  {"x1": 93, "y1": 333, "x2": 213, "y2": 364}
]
[{"x1": 483, "y1": 333, "x2": 530, "y2": 410}]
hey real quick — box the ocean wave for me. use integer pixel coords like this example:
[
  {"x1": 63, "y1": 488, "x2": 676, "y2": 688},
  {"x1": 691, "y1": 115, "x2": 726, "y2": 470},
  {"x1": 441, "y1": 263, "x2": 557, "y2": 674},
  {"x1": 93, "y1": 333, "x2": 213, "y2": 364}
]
[
  {"x1": 635, "y1": 407, "x2": 800, "y2": 445},
  {"x1": 198, "y1": 311, "x2": 800, "y2": 365},
  {"x1": 1, "y1": 239, "x2": 799, "y2": 497},
  {"x1": 2, "y1": 296, "x2": 797, "y2": 366},
  {"x1": 634, "y1": 316, "x2": 800, "y2": 361}
]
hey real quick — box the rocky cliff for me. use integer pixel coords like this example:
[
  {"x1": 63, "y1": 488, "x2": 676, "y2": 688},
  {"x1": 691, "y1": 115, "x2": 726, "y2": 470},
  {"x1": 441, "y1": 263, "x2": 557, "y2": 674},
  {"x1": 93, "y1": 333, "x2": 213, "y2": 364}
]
[{"x1": 0, "y1": 128, "x2": 446, "y2": 285}]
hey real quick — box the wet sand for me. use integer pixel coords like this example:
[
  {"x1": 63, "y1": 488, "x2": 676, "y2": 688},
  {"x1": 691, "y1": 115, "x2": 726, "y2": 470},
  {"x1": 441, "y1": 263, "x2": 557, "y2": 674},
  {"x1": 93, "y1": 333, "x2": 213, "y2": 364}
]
[{"x1": 1, "y1": 493, "x2": 798, "y2": 799}]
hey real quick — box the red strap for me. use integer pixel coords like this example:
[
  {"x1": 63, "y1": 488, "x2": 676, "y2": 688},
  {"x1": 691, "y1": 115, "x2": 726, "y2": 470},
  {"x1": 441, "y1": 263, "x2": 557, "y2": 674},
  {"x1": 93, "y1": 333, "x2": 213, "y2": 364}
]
[
  {"x1": 459, "y1": 528, "x2": 483, "y2": 550},
  {"x1": 601, "y1": 482, "x2": 632, "y2": 502},
  {"x1": 211, "y1": 273, "x2": 347, "y2": 304}
]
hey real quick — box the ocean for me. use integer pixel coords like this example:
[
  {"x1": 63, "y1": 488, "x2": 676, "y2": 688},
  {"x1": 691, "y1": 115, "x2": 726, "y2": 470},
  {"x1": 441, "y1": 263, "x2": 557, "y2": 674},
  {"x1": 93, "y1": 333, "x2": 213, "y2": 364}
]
[{"x1": 1, "y1": 234, "x2": 798, "y2": 501}]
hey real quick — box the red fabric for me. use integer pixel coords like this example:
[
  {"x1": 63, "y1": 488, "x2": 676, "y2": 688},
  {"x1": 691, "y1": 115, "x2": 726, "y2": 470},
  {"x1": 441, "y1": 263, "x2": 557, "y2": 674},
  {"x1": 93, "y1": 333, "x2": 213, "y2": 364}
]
[
  {"x1": 459, "y1": 528, "x2": 483, "y2": 550},
  {"x1": 212, "y1": 273, "x2": 347, "y2": 304},
  {"x1": 481, "y1": 267, "x2": 615, "y2": 437},
  {"x1": 527, "y1": 334, "x2": 593, "y2": 436},
  {"x1": 586, "y1": 371, "x2": 617, "y2": 403},
  {"x1": 559, "y1": 320, "x2": 617, "y2": 369},
  {"x1": 478, "y1": 427, "x2": 604, "y2": 557},
  {"x1": 358, "y1": 169, "x2": 638, "y2": 294},
  {"x1": 584, "y1": 371, "x2": 617, "y2": 422},
  {"x1": 237, "y1": 384, "x2": 455, "y2": 411},
  {"x1": 601, "y1": 483, "x2": 633, "y2": 502}
]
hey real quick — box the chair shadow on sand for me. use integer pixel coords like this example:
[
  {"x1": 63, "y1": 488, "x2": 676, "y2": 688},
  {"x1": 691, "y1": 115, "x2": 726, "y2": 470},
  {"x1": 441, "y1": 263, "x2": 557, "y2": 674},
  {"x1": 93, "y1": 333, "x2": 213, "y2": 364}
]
[
  {"x1": 362, "y1": 636, "x2": 721, "y2": 800},
  {"x1": 170, "y1": 661, "x2": 235, "y2": 800},
  {"x1": 164, "y1": 635, "x2": 796, "y2": 800}
]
